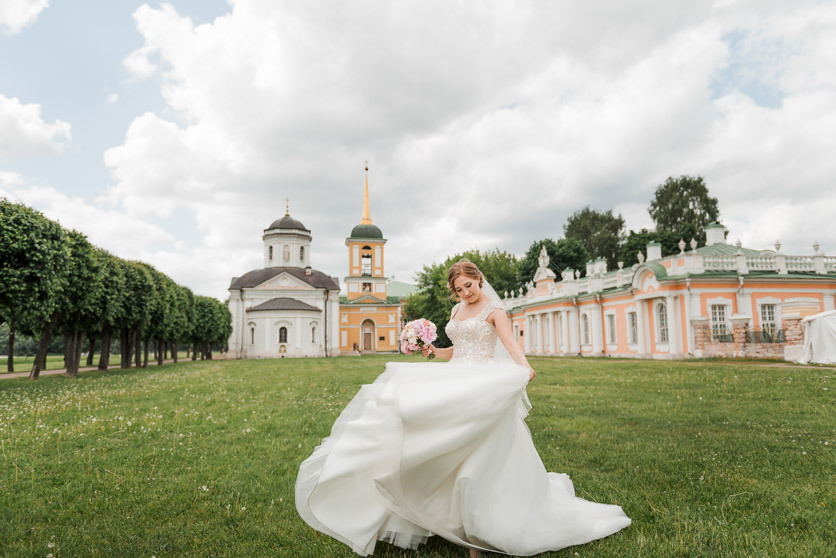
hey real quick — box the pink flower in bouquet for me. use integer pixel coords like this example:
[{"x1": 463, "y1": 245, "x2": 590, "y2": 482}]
[{"x1": 400, "y1": 318, "x2": 438, "y2": 359}]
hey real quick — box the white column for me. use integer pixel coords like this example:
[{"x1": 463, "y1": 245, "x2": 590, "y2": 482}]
[
  {"x1": 684, "y1": 291, "x2": 694, "y2": 355},
  {"x1": 545, "y1": 313, "x2": 553, "y2": 353},
  {"x1": 568, "y1": 307, "x2": 580, "y2": 354},
  {"x1": 551, "y1": 311, "x2": 558, "y2": 354},
  {"x1": 665, "y1": 295, "x2": 677, "y2": 354},
  {"x1": 295, "y1": 315, "x2": 302, "y2": 355},
  {"x1": 561, "y1": 312, "x2": 569, "y2": 353},
  {"x1": 534, "y1": 314, "x2": 542, "y2": 354},
  {"x1": 524, "y1": 316, "x2": 531, "y2": 353},
  {"x1": 590, "y1": 302, "x2": 604, "y2": 355},
  {"x1": 635, "y1": 299, "x2": 647, "y2": 356}
]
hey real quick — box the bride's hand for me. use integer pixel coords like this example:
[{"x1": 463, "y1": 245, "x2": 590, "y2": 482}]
[
  {"x1": 421, "y1": 344, "x2": 434, "y2": 358},
  {"x1": 528, "y1": 368, "x2": 536, "y2": 381}
]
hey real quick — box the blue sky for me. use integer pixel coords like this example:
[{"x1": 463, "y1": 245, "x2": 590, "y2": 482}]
[{"x1": 2, "y1": 1, "x2": 835, "y2": 300}]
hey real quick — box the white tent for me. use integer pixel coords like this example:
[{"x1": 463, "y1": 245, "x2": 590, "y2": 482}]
[{"x1": 798, "y1": 309, "x2": 836, "y2": 364}]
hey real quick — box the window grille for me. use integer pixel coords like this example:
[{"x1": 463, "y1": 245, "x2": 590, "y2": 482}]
[
  {"x1": 760, "y1": 304, "x2": 776, "y2": 335},
  {"x1": 628, "y1": 312, "x2": 638, "y2": 344},
  {"x1": 711, "y1": 304, "x2": 730, "y2": 341},
  {"x1": 279, "y1": 327, "x2": 288, "y2": 343},
  {"x1": 657, "y1": 303, "x2": 668, "y2": 343},
  {"x1": 268, "y1": 246, "x2": 273, "y2": 260},
  {"x1": 300, "y1": 246, "x2": 305, "y2": 263}
]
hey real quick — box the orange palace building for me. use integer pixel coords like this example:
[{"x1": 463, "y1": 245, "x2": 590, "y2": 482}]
[
  {"x1": 506, "y1": 223, "x2": 836, "y2": 361},
  {"x1": 338, "y1": 167, "x2": 411, "y2": 354}
]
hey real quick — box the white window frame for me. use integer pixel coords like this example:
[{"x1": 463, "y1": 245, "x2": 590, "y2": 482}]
[
  {"x1": 605, "y1": 311, "x2": 617, "y2": 348},
  {"x1": 655, "y1": 301, "x2": 669, "y2": 345},
  {"x1": 627, "y1": 311, "x2": 638, "y2": 344},
  {"x1": 755, "y1": 296, "x2": 782, "y2": 334},
  {"x1": 706, "y1": 297, "x2": 733, "y2": 341}
]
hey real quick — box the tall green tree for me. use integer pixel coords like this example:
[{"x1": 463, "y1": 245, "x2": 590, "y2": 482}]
[
  {"x1": 117, "y1": 261, "x2": 155, "y2": 369},
  {"x1": 518, "y1": 237, "x2": 589, "y2": 291},
  {"x1": 563, "y1": 206, "x2": 625, "y2": 271},
  {"x1": 620, "y1": 223, "x2": 702, "y2": 268},
  {"x1": 0, "y1": 199, "x2": 69, "y2": 378},
  {"x1": 56, "y1": 230, "x2": 103, "y2": 377},
  {"x1": 648, "y1": 175, "x2": 720, "y2": 237},
  {"x1": 93, "y1": 251, "x2": 126, "y2": 371},
  {"x1": 403, "y1": 249, "x2": 520, "y2": 347}
]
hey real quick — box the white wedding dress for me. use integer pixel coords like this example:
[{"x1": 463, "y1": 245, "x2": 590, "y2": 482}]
[{"x1": 295, "y1": 301, "x2": 631, "y2": 556}]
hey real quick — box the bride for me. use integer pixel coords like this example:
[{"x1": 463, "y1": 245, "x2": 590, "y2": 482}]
[{"x1": 295, "y1": 260, "x2": 631, "y2": 556}]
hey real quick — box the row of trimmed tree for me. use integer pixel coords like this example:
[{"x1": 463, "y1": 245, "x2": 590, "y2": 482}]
[{"x1": 0, "y1": 198, "x2": 232, "y2": 379}]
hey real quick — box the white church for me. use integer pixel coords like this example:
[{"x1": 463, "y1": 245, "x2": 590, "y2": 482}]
[{"x1": 226, "y1": 210, "x2": 341, "y2": 358}]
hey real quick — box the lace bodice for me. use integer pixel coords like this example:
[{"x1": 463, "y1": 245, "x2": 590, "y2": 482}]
[{"x1": 445, "y1": 301, "x2": 501, "y2": 364}]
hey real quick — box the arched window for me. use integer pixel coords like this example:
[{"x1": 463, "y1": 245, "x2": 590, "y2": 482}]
[
  {"x1": 279, "y1": 326, "x2": 288, "y2": 343},
  {"x1": 361, "y1": 246, "x2": 372, "y2": 275},
  {"x1": 581, "y1": 314, "x2": 590, "y2": 345},
  {"x1": 300, "y1": 246, "x2": 305, "y2": 263},
  {"x1": 268, "y1": 246, "x2": 273, "y2": 261},
  {"x1": 657, "y1": 303, "x2": 669, "y2": 343},
  {"x1": 311, "y1": 326, "x2": 316, "y2": 343},
  {"x1": 250, "y1": 326, "x2": 255, "y2": 345}
]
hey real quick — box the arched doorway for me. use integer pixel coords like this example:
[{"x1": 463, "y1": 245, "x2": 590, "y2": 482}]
[{"x1": 361, "y1": 319, "x2": 375, "y2": 353}]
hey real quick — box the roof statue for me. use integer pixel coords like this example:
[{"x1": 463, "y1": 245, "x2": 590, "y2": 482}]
[{"x1": 533, "y1": 244, "x2": 557, "y2": 283}]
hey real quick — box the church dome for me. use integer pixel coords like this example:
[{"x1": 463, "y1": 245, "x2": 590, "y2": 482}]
[
  {"x1": 350, "y1": 223, "x2": 383, "y2": 239},
  {"x1": 267, "y1": 214, "x2": 309, "y2": 232}
]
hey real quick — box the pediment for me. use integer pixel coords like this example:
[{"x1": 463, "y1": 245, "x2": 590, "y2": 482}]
[
  {"x1": 635, "y1": 270, "x2": 659, "y2": 293},
  {"x1": 256, "y1": 272, "x2": 315, "y2": 290}
]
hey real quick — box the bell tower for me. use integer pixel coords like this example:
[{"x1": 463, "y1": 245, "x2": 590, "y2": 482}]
[{"x1": 345, "y1": 164, "x2": 387, "y2": 301}]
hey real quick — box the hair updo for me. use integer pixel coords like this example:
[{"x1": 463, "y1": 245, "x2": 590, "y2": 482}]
[{"x1": 447, "y1": 259, "x2": 484, "y2": 299}]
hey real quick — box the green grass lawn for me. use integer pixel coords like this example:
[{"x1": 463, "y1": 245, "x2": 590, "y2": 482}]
[
  {"x1": 1, "y1": 352, "x2": 192, "y2": 373},
  {"x1": 0, "y1": 356, "x2": 832, "y2": 557}
]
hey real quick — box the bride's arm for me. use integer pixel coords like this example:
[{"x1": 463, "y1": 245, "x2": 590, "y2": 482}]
[
  {"x1": 421, "y1": 344, "x2": 453, "y2": 360},
  {"x1": 490, "y1": 309, "x2": 536, "y2": 380}
]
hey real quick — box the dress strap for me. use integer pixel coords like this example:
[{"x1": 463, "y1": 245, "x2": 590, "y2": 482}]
[
  {"x1": 451, "y1": 302, "x2": 463, "y2": 319},
  {"x1": 477, "y1": 300, "x2": 499, "y2": 321}
]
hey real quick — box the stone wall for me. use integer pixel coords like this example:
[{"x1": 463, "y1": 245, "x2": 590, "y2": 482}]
[{"x1": 691, "y1": 315, "x2": 794, "y2": 360}]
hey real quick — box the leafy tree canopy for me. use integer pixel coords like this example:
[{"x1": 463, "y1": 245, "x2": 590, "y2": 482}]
[
  {"x1": 648, "y1": 175, "x2": 720, "y2": 236},
  {"x1": 563, "y1": 206, "x2": 625, "y2": 271},
  {"x1": 518, "y1": 237, "x2": 589, "y2": 290}
]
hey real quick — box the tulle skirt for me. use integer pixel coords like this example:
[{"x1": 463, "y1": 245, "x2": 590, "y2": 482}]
[{"x1": 295, "y1": 361, "x2": 631, "y2": 556}]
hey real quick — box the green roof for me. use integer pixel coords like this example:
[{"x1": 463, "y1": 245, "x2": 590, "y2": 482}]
[
  {"x1": 386, "y1": 280, "x2": 417, "y2": 298},
  {"x1": 694, "y1": 242, "x2": 761, "y2": 256},
  {"x1": 349, "y1": 223, "x2": 383, "y2": 239}
]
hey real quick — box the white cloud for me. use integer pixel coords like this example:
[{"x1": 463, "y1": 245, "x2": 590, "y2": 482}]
[
  {"x1": 0, "y1": 0, "x2": 48, "y2": 35},
  {"x1": 1, "y1": 183, "x2": 174, "y2": 256},
  {"x1": 0, "y1": 94, "x2": 71, "y2": 157},
  {"x1": 106, "y1": 92, "x2": 118, "y2": 105},
  {"x1": 101, "y1": 0, "x2": 836, "y2": 298},
  {"x1": 0, "y1": 170, "x2": 24, "y2": 187}
]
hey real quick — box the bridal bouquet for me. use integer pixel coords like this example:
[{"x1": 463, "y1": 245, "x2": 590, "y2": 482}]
[{"x1": 400, "y1": 318, "x2": 437, "y2": 359}]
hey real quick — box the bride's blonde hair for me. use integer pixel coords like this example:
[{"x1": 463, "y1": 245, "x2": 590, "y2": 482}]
[{"x1": 447, "y1": 259, "x2": 484, "y2": 299}]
